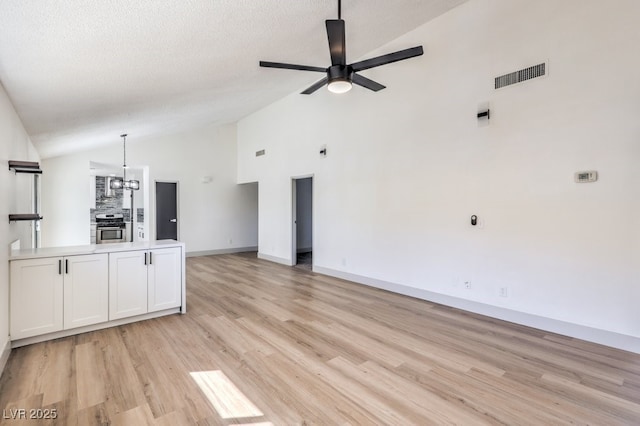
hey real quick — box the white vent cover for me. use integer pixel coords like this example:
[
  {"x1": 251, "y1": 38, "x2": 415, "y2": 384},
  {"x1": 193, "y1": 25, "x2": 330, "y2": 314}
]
[{"x1": 495, "y1": 63, "x2": 546, "y2": 89}]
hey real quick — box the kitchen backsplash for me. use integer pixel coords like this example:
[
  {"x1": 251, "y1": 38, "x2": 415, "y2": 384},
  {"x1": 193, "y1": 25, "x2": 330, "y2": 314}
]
[
  {"x1": 91, "y1": 176, "x2": 132, "y2": 222},
  {"x1": 95, "y1": 176, "x2": 123, "y2": 211},
  {"x1": 89, "y1": 176, "x2": 144, "y2": 223}
]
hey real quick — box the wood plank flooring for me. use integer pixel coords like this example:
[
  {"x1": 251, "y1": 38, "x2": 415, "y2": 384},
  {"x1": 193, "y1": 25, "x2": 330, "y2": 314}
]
[{"x1": 1, "y1": 252, "x2": 639, "y2": 425}]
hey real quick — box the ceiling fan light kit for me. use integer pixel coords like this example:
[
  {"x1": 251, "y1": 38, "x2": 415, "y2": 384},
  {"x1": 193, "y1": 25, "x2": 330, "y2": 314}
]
[
  {"x1": 259, "y1": 0, "x2": 423, "y2": 95},
  {"x1": 328, "y1": 79, "x2": 352, "y2": 94},
  {"x1": 326, "y1": 64, "x2": 352, "y2": 93}
]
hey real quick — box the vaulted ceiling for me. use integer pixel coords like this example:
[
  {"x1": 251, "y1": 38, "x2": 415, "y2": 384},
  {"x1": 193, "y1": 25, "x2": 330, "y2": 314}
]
[{"x1": 0, "y1": 0, "x2": 467, "y2": 158}]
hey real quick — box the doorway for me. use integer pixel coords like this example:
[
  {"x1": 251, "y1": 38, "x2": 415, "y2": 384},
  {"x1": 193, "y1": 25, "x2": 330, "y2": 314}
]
[
  {"x1": 292, "y1": 177, "x2": 313, "y2": 269},
  {"x1": 156, "y1": 181, "x2": 178, "y2": 240}
]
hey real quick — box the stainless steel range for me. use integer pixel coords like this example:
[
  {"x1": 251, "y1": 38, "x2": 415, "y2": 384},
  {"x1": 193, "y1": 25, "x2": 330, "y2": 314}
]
[{"x1": 96, "y1": 213, "x2": 126, "y2": 244}]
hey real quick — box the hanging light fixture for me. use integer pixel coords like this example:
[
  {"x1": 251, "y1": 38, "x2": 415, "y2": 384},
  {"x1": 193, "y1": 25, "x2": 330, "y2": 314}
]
[{"x1": 110, "y1": 133, "x2": 139, "y2": 191}]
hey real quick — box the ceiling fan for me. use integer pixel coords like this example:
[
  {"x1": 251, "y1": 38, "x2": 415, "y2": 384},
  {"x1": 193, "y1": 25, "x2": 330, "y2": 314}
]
[{"x1": 259, "y1": 0, "x2": 424, "y2": 95}]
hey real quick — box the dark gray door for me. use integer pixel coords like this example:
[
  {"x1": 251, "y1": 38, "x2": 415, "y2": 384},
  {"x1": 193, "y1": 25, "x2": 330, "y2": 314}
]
[{"x1": 156, "y1": 182, "x2": 178, "y2": 240}]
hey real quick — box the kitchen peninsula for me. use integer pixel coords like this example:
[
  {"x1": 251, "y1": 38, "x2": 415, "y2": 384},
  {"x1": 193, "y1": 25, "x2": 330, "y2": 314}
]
[{"x1": 9, "y1": 240, "x2": 185, "y2": 348}]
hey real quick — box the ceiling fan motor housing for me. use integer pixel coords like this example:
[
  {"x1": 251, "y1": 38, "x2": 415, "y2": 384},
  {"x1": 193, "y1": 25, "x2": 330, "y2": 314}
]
[{"x1": 328, "y1": 64, "x2": 353, "y2": 84}]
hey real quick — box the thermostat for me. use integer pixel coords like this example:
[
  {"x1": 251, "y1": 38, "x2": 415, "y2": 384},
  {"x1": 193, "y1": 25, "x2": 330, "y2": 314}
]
[{"x1": 574, "y1": 170, "x2": 598, "y2": 183}]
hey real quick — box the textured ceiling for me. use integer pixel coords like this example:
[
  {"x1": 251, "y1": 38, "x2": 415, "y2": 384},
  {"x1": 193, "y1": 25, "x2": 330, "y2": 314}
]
[{"x1": 0, "y1": 0, "x2": 468, "y2": 158}]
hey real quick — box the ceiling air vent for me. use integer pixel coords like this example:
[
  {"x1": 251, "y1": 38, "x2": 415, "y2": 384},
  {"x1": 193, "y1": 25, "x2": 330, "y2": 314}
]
[{"x1": 495, "y1": 63, "x2": 546, "y2": 89}]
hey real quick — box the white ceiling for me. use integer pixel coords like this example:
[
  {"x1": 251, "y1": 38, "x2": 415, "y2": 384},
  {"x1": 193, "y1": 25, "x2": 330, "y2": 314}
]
[{"x1": 0, "y1": 0, "x2": 467, "y2": 159}]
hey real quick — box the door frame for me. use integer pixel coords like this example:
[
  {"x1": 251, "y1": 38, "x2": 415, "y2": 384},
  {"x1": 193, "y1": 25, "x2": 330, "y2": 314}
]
[
  {"x1": 291, "y1": 174, "x2": 313, "y2": 266},
  {"x1": 154, "y1": 180, "x2": 180, "y2": 241}
]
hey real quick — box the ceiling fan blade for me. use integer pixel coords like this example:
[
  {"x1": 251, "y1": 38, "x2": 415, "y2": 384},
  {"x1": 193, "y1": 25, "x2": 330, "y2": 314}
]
[
  {"x1": 350, "y1": 46, "x2": 424, "y2": 72},
  {"x1": 352, "y1": 73, "x2": 386, "y2": 92},
  {"x1": 326, "y1": 19, "x2": 346, "y2": 65},
  {"x1": 301, "y1": 77, "x2": 329, "y2": 95},
  {"x1": 259, "y1": 61, "x2": 326, "y2": 73}
]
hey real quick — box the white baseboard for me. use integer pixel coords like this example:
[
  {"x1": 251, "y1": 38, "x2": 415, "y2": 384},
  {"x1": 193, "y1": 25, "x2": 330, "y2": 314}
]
[
  {"x1": 186, "y1": 246, "x2": 257, "y2": 258},
  {"x1": 258, "y1": 252, "x2": 293, "y2": 266},
  {"x1": 313, "y1": 266, "x2": 640, "y2": 354},
  {"x1": 0, "y1": 337, "x2": 11, "y2": 378},
  {"x1": 11, "y1": 308, "x2": 181, "y2": 348}
]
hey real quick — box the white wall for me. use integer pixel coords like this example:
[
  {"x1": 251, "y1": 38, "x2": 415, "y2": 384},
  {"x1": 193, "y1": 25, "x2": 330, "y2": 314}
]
[
  {"x1": 42, "y1": 123, "x2": 258, "y2": 254},
  {"x1": 238, "y1": 0, "x2": 640, "y2": 351},
  {"x1": 0, "y1": 82, "x2": 39, "y2": 373}
]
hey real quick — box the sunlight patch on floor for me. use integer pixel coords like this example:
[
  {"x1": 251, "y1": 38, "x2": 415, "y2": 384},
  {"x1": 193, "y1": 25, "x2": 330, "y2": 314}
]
[
  {"x1": 190, "y1": 370, "x2": 265, "y2": 420},
  {"x1": 236, "y1": 423, "x2": 274, "y2": 426}
]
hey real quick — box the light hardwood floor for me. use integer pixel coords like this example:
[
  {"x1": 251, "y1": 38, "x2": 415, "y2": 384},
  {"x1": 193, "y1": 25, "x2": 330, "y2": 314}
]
[{"x1": 1, "y1": 253, "x2": 639, "y2": 425}]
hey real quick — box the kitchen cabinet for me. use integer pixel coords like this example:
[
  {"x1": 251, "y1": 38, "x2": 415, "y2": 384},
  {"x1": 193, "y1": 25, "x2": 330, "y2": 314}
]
[
  {"x1": 10, "y1": 240, "x2": 185, "y2": 346},
  {"x1": 10, "y1": 257, "x2": 63, "y2": 339},
  {"x1": 109, "y1": 247, "x2": 182, "y2": 320},
  {"x1": 147, "y1": 247, "x2": 182, "y2": 312},
  {"x1": 10, "y1": 253, "x2": 108, "y2": 339},
  {"x1": 109, "y1": 250, "x2": 148, "y2": 320},
  {"x1": 63, "y1": 254, "x2": 108, "y2": 329}
]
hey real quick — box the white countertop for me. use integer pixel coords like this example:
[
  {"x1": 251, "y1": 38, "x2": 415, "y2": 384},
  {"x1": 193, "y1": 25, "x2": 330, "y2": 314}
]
[{"x1": 10, "y1": 240, "x2": 185, "y2": 261}]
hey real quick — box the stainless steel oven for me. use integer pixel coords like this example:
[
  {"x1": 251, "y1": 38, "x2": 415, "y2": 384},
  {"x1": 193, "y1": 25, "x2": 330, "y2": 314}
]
[
  {"x1": 96, "y1": 226, "x2": 126, "y2": 244},
  {"x1": 96, "y1": 213, "x2": 127, "y2": 244}
]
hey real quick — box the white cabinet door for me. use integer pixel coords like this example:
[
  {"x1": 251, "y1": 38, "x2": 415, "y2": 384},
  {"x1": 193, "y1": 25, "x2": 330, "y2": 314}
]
[
  {"x1": 63, "y1": 254, "x2": 108, "y2": 330},
  {"x1": 10, "y1": 257, "x2": 64, "y2": 339},
  {"x1": 147, "y1": 247, "x2": 182, "y2": 312},
  {"x1": 109, "y1": 250, "x2": 148, "y2": 320}
]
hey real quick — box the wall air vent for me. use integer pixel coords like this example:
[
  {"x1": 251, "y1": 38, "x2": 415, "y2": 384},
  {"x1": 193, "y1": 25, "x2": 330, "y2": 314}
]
[{"x1": 495, "y1": 63, "x2": 546, "y2": 89}]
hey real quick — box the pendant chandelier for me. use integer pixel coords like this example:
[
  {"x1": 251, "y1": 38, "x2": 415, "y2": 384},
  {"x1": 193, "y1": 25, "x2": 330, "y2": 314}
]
[{"x1": 109, "y1": 133, "x2": 139, "y2": 191}]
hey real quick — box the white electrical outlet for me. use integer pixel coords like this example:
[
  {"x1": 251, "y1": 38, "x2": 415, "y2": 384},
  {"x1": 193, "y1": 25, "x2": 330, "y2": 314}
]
[
  {"x1": 499, "y1": 287, "x2": 508, "y2": 297},
  {"x1": 464, "y1": 280, "x2": 471, "y2": 289}
]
